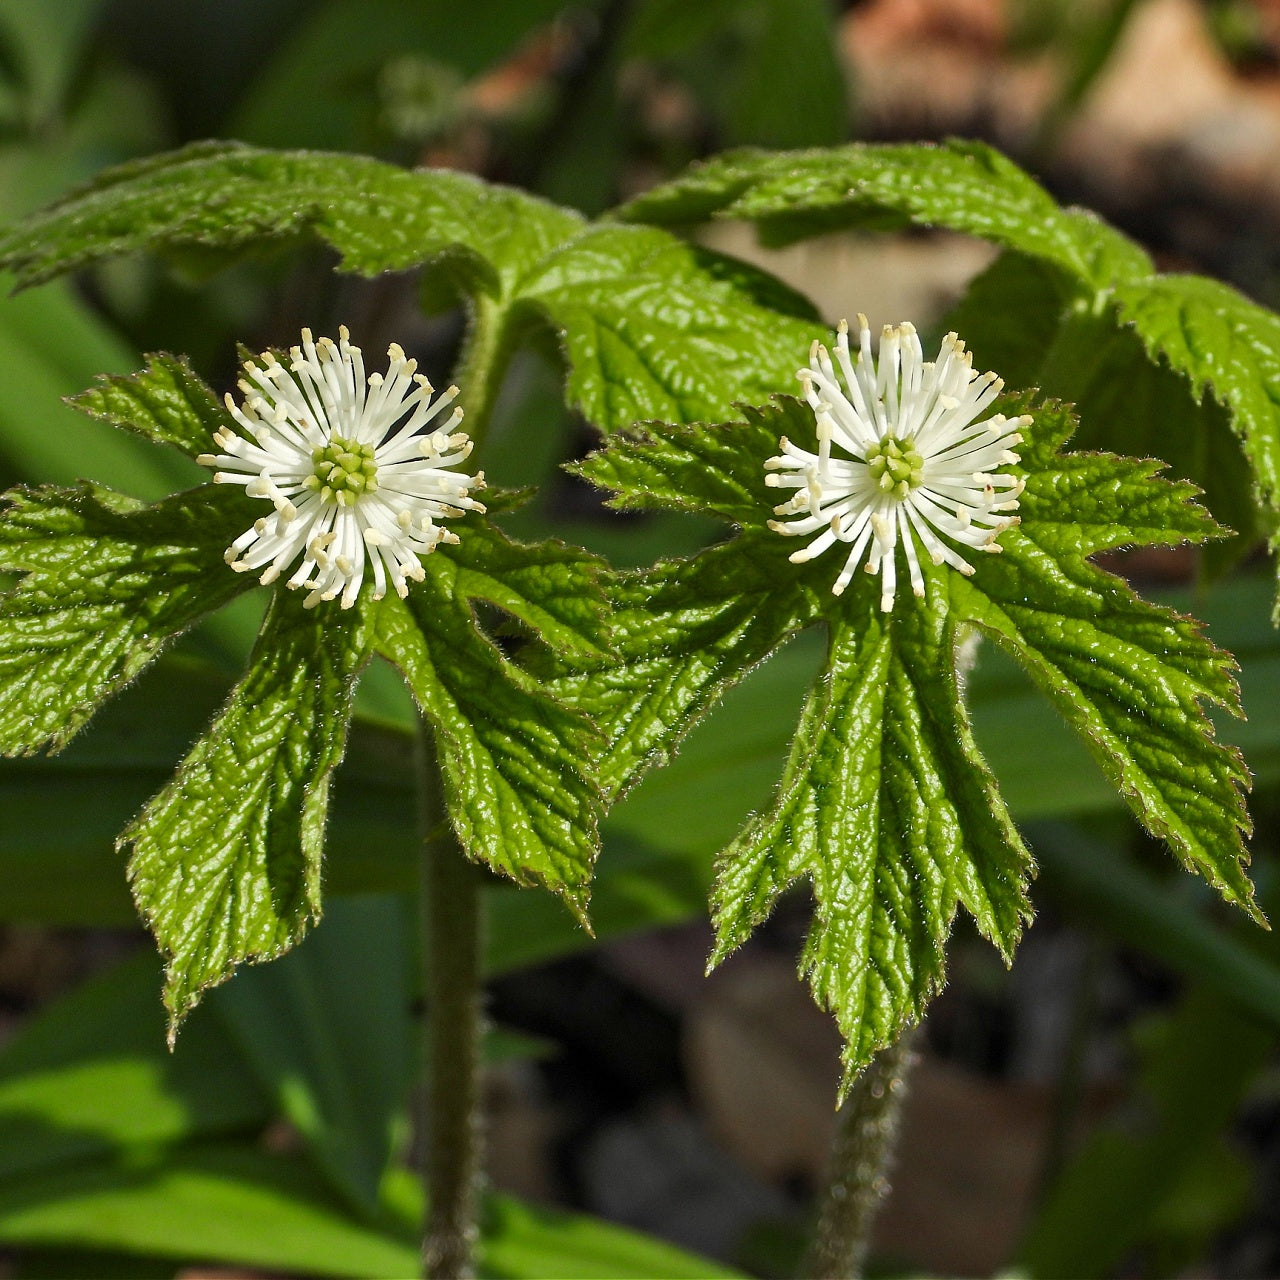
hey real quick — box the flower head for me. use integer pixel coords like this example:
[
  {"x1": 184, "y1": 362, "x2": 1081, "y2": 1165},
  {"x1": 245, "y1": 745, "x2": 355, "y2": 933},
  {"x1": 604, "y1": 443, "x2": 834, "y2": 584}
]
[
  {"x1": 766, "y1": 317, "x2": 1027, "y2": 611},
  {"x1": 200, "y1": 327, "x2": 485, "y2": 609}
]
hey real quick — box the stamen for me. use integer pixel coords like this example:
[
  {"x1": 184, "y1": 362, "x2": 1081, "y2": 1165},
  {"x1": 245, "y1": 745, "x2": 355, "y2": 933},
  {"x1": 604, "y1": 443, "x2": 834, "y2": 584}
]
[{"x1": 770, "y1": 317, "x2": 1025, "y2": 609}]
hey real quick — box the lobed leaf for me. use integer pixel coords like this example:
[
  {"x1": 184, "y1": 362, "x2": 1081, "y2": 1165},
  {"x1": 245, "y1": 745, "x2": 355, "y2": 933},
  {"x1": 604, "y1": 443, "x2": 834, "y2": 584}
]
[
  {"x1": 71, "y1": 351, "x2": 233, "y2": 461},
  {"x1": 617, "y1": 144, "x2": 1280, "y2": 603},
  {"x1": 950, "y1": 252, "x2": 1266, "y2": 574},
  {"x1": 1113, "y1": 276, "x2": 1280, "y2": 567},
  {"x1": 0, "y1": 482, "x2": 253, "y2": 755},
  {"x1": 516, "y1": 224, "x2": 825, "y2": 431},
  {"x1": 572, "y1": 399, "x2": 792, "y2": 524},
  {"x1": 0, "y1": 141, "x2": 583, "y2": 294},
  {"x1": 561, "y1": 401, "x2": 817, "y2": 797},
  {"x1": 616, "y1": 139, "x2": 1152, "y2": 288},
  {"x1": 942, "y1": 248, "x2": 1083, "y2": 390},
  {"x1": 376, "y1": 573, "x2": 601, "y2": 915},
  {"x1": 0, "y1": 143, "x2": 829, "y2": 436},
  {"x1": 440, "y1": 518, "x2": 610, "y2": 664},
  {"x1": 711, "y1": 602, "x2": 1029, "y2": 1085},
  {"x1": 124, "y1": 590, "x2": 374, "y2": 1035},
  {"x1": 956, "y1": 433, "x2": 1256, "y2": 917},
  {"x1": 558, "y1": 541, "x2": 807, "y2": 801}
]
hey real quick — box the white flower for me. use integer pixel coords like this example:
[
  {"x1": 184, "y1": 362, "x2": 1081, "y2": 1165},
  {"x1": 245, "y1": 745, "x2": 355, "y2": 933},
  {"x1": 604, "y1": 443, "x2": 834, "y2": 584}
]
[
  {"x1": 200, "y1": 327, "x2": 485, "y2": 609},
  {"x1": 766, "y1": 317, "x2": 1027, "y2": 611}
]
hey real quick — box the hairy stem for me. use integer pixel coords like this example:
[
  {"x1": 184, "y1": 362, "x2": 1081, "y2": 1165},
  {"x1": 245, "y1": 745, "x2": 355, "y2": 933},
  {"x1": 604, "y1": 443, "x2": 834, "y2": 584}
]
[
  {"x1": 452, "y1": 292, "x2": 507, "y2": 448},
  {"x1": 417, "y1": 717, "x2": 486, "y2": 1279},
  {"x1": 799, "y1": 1031, "x2": 919, "y2": 1280}
]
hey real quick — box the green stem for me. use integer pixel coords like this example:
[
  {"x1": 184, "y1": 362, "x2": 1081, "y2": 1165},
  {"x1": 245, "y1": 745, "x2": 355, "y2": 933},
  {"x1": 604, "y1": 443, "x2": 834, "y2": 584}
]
[
  {"x1": 799, "y1": 1031, "x2": 918, "y2": 1280},
  {"x1": 413, "y1": 273, "x2": 509, "y2": 1278},
  {"x1": 452, "y1": 292, "x2": 507, "y2": 449},
  {"x1": 417, "y1": 716, "x2": 486, "y2": 1280}
]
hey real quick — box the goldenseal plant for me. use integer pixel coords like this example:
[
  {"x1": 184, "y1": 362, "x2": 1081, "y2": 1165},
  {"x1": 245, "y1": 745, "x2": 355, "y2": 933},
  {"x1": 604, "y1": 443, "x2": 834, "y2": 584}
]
[
  {"x1": 768, "y1": 318, "x2": 1027, "y2": 608},
  {"x1": 203, "y1": 327, "x2": 486, "y2": 608},
  {"x1": 0, "y1": 137, "x2": 1275, "y2": 1278},
  {"x1": 570, "y1": 319, "x2": 1256, "y2": 1090},
  {"x1": 0, "y1": 334, "x2": 607, "y2": 1032}
]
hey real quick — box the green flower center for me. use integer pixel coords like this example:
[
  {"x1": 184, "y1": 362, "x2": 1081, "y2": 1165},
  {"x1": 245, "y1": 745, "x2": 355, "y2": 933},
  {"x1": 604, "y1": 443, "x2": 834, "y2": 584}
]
[
  {"x1": 865, "y1": 435, "x2": 925, "y2": 500},
  {"x1": 303, "y1": 435, "x2": 379, "y2": 506}
]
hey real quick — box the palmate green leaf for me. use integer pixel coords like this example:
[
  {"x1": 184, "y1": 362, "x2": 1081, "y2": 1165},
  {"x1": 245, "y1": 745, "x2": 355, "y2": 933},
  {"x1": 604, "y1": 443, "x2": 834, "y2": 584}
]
[
  {"x1": 1112, "y1": 275, "x2": 1280, "y2": 501},
  {"x1": 562, "y1": 548, "x2": 804, "y2": 800},
  {"x1": 374, "y1": 518, "x2": 607, "y2": 909},
  {"x1": 515, "y1": 223, "x2": 825, "y2": 430},
  {"x1": 0, "y1": 481, "x2": 253, "y2": 755},
  {"x1": 0, "y1": 143, "x2": 826, "y2": 436},
  {"x1": 441, "y1": 518, "x2": 610, "y2": 665},
  {"x1": 953, "y1": 411, "x2": 1254, "y2": 912},
  {"x1": 560, "y1": 401, "x2": 811, "y2": 796},
  {"x1": 614, "y1": 144, "x2": 1279, "y2": 570},
  {"x1": 71, "y1": 351, "x2": 231, "y2": 461},
  {"x1": 616, "y1": 138, "x2": 1152, "y2": 287},
  {"x1": 125, "y1": 589, "x2": 374, "y2": 1036},
  {"x1": 613, "y1": 141, "x2": 1280, "y2": 600},
  {"x1": 1112, "y1": 275, "x2": 1280, "y2": 591},
  {"x1": 949, "y1": 252, "x2": 1264, "y2": 566},
  {"x1": 941, "y1": 249, "x2": 1079, "y2": 392},
  {"x1": 575, "y1": 393, "x2": 1255, "y2": 1084},
  {"x1": 2, "y1": 579, "x2": 1276, "y2": 992},
  {"x1": 0, "y1": 141, "x2": 583, "y2": 295},
  {"x1": 711, "y1": 600, "x2": 1028, "y2": 1076}
]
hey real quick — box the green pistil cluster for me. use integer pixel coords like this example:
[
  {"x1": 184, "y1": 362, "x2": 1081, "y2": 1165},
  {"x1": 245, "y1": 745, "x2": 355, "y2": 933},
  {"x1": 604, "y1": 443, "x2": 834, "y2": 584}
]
[
  {"x1": 866, "y1": 435, "x2": 925, "y2": 500},
  {"x1": 304, "y1": 435, "x2": 379, "y2": 506}
]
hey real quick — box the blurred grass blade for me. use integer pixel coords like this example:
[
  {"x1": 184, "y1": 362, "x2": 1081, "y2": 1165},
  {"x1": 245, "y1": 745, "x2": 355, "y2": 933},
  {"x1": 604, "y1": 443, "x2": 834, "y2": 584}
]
[
  {"x1": 1020, "y1": 982, "x2": 1276, "y2": 1277},
  {"x1": 0, "y1": 1143, "x2": 419, "y2": 1279},
  {"x1": 0, "y1": 950, "x2": 268, "y2": 1184},
  {"x1": 0, "y1": 1141, "x2": 742, "y2": 1279},
  {"x1": 0, "y1": 279, "x2": 200, "y2": 498},
  {"x1": 211, "y1": 894, "x2": 413, "y2": 1217},
  {"x1": 0, "y1": 0, "x2": 98, "y2": 127}
]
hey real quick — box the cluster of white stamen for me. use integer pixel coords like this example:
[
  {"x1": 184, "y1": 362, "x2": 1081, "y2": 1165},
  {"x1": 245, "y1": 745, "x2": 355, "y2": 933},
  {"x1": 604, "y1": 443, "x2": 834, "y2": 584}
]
[
  {"x1": 200, "y1": 327, "x2": 485, "y2": 609},
  {"x1": 766, "y1": 317, "x2": 1027, "y2": 611}
]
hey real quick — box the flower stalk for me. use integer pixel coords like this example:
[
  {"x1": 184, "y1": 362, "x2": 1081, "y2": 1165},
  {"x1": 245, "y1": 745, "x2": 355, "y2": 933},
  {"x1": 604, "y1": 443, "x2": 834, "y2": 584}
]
[
  {"x1": 799, "y1": 1031, "x2": 918, "y2": 1280},
  {"x1": 418, "y1": 717, "x2": 486, "y2": 1280},
  {"x1": 416, "y1": 298, "x2": 509, "y2": 1277}
]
